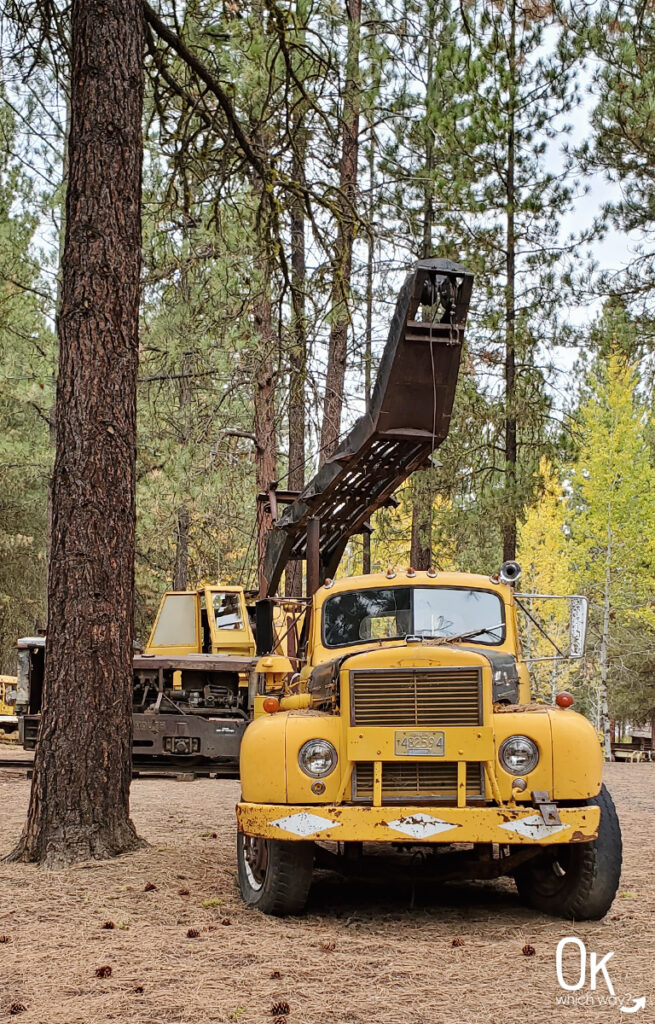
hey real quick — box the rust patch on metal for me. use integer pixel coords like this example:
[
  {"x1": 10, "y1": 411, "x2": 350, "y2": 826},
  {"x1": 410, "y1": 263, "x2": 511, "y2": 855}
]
[{"x1": 570, "y1": 830, "x2": 596, "y2": 843}]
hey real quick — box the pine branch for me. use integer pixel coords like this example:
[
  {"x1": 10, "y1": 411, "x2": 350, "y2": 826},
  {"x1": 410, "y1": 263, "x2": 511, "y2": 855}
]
[{"x1": 142, "y1": 0, "x2": 267, "y2": 179}]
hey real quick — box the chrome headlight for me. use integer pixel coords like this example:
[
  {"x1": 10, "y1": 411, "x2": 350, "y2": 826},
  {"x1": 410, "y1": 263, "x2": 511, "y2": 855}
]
[
  {"x1": 499, "y1": 735, "x2": 539, "y2": 775},
  {"x1": 298, "y1": 739, "x2": 338, "y2": 778}
]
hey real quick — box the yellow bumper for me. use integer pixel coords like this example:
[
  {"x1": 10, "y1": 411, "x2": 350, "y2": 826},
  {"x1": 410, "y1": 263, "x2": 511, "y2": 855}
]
[{"x1": 236, "y1": 802, "x2": 600, "y2": 845}]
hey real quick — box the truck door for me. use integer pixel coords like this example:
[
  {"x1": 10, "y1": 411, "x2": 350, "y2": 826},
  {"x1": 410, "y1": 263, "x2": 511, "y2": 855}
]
[{"x1": 206, "y1": 588, "x2": 256, "y2": 656}]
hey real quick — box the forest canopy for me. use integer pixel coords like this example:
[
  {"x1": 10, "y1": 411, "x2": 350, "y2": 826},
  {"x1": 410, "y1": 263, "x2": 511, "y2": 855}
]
[{"x1": 1, "y1": 0, "x2": 654, "y2": 750}]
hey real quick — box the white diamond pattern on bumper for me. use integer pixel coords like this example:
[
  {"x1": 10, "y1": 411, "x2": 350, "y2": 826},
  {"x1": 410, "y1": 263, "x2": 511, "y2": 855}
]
[
  {"x1": 270, "y1": 812, "x2": 342, "y2": 837},
  {"x1": 498, "y1": 814, "x2": 570, "y2": 841},
  {"x1": 387, "y1": 813, "x2": 460, "y2": 839}
]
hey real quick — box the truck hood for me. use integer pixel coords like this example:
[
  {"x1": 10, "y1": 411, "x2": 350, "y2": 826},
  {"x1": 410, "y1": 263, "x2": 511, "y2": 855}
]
[{"x1": 308, "y1": 641, "x2": 520, "y2": 705}]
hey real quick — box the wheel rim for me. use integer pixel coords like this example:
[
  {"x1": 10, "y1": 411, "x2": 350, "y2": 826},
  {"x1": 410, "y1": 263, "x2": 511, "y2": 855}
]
[{"x1": 242, "y1": 835, "x2": 268, "y2": 891}]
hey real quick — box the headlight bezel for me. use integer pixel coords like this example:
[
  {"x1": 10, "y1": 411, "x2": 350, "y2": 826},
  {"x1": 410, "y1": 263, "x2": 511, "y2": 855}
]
[
  {"x1": 499, "y1": 734, "x2": 539, "y2": 775},
  {"x1": 298, "y1": 738, "x2": 338, "y2": 779}
]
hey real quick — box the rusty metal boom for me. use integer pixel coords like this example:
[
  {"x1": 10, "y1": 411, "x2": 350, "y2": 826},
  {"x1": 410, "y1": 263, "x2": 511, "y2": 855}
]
[{"x1": 261, "y1": 258, "x2": 474, "y2": 596}]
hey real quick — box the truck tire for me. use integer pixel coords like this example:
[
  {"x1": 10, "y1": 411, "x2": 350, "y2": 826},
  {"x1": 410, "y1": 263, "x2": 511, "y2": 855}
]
[
  {"x1": 514, "y1": 784, "x2": 622, "y2": 920},
  {"x1": 237, "y1": 833, "x2": 314, "y2": 916}
]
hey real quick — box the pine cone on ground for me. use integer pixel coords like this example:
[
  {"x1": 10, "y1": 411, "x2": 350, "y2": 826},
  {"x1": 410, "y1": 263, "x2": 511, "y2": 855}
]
[{"x1": 271, "y1": 1001, "x2": 290, "y2": 1016}]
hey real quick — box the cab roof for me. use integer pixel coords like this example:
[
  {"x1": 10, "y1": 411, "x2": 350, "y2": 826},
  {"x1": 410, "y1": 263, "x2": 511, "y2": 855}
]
[{"x1": 317, "y1": 570, "x2": 509, "y2": 600}]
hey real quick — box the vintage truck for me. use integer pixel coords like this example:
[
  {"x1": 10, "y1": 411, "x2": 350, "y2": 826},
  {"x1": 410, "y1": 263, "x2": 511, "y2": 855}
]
[
  {"x1": 0, "y1": 674, "x2": 18, "y2": 733},
  {"x1": 235, "y1": 258, "x2": 621, "y2": 919},
  {"x1": 237, "y1": 565, "x2": 620, "y2": 919},
  {"x1": 17, "y1": 584, "x2": 297, "y2": 763}
]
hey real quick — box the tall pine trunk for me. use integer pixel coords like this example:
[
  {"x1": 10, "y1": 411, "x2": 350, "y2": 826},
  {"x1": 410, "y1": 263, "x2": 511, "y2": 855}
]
[
  {"x1": 9, "y1": 0, "x2": 144, "y2": 866},
  {"x1": 362, "y1": 113, "x2": 375, "y2": 575},
  {"x1": 503, "y1": 2, "x2": 518, "y2": 563},
  {"x1": 173, "y1": 336, "x2": 192, "y2": 590},
  {"x1": 173, "y1": 505, "x2": 190, "y2": 590},
  {"x1": 319, "y1": 0, "x2": 361, "y2": 463},
  {"x1": 410, "y1": 0, "x2": 437, "y2": 571},
  {"x1": 254, "y1": 246, "x2": 278, "y2": 596},
  {"x1": 285, "y1": 30, "x2": 308, "y2": 598},
  {"x1": 599, "y1": 524, "x2": 613, "y2": 761}
]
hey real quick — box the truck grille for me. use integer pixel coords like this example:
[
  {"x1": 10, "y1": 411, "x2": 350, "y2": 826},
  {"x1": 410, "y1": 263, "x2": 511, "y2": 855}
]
[
  {"x1": 354, "y1": 761, "x2": 484, "y2": 801},
  {"x1": 350, "y1": 667, "x2": 482, "y2": 727}
]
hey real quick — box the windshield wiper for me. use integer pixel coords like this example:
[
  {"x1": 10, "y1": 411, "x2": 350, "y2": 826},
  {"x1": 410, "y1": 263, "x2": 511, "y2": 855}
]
[{"x1": 424, "y1": 623, "x2": 504, "y2": 646}]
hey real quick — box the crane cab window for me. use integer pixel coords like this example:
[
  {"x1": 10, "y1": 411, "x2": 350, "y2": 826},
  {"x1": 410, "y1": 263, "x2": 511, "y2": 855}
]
[
  {"x1": 212, "y1": 592, "x2": 243, "y2": 631},
  {"x1": 151, "y1": 593, "x2": 198, "y2": 647}
]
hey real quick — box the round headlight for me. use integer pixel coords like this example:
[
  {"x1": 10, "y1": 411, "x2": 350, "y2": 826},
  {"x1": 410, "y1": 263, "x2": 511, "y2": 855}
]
[
  {"x1": 499, "y1": 735, "x2": 539, "y2": 775},
  {"x1": 298, "y1": 739, "x2": 338, "y2": 778}
]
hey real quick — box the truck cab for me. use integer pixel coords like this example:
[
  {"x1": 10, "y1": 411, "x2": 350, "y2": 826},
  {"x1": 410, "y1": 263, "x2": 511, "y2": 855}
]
[
  {"x1": 0, "y1": 674, "x2": 18, "y2": 733},
  {"x1": 145, "y1": 586, "x2": 256, "y2": 658},
  {"x1": 236, "y1": 567, "x2": 621, "y2": 919}
]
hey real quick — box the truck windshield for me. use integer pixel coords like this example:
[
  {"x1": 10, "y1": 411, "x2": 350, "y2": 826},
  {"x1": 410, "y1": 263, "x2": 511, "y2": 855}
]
[{"x1": 322, "y1": 586, "x2": 505, "y2": 648}]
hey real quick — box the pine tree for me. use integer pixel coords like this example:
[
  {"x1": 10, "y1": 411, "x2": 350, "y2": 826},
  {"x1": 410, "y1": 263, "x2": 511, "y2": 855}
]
[
  {"x1": 10, "y1": 0, "x2": 145, "y2": 865},
  {"x1": 460, "y1": 0, "x2": 578, "y2": 562},
  {"x1": 569, "y1": 347, "x2": 655, "y2": 758},
  {"x1": 581, "y1": 1, "x2": 655, "y2": 323}
]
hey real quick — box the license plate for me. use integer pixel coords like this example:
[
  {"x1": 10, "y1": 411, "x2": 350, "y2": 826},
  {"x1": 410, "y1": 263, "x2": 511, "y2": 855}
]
[{"x1": 394, "y1": 729, "x2": 445, "y2": 756}]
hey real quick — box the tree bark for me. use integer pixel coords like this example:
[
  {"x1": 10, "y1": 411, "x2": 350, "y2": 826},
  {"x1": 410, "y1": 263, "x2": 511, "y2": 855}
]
[
  {"x1": 319, "y1": 0, "x2": 362, "y2": 463},
  {"x1": 410, "y1": 471, "x2": 433, "y2": 570},
  {"x1": 254, "y1": 269, "x2": 278, "y2": 597},
  {"x1": 362, "y1": 112, "x2": 375, "y2": 575},
  {"x1": 8, "y1": 0, "x2": 144, "y2": 866},
  {"x1": 173, "y1": 299, "x2": 192, "y2": 591},
  {"x1": 599, "y1": 523, "x2": 613, "y2": 761},
  {"x1": 285, "y1": 55, "x2": 308, "y2": 598},
  {"x1": 503, "y1": 0, "x2": 518, "y2": 563},
  {"x1": 409, "y1": 0, "x2": 436, "y2": 571},
  {"x1": 173, "y1": 505, "x2": 190, "y2": 590}
]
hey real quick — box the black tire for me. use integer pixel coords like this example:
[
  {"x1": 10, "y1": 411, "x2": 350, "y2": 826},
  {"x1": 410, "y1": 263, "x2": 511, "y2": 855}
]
[
  {"x1": 514, "y1": 784, "x2": 622, "y2": 920},
  {"x1": 237, "y1": 832, "x2": 314, "y2": 916}
]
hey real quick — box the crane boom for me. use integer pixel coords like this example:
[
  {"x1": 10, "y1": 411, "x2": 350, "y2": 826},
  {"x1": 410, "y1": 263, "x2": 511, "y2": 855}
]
[{"x1": 261, "y1": 257, "x2": 474, "y2": 597}]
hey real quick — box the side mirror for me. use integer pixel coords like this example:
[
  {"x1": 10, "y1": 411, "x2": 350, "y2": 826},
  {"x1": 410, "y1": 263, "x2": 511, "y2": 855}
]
[
  {"x1": 568, "y1": 596, "x2": 588, "y2": 658},
  {"x1": 515, "y1": 592, "x2": 588, "y2": 662}
]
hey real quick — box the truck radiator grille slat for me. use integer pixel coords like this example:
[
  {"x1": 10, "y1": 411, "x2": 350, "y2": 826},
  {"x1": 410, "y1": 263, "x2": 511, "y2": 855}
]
[
  {"x1": 354, "y1": 761, "x2": 484, "y2": 800},
  {"x1": 350, "y1": 668, "x2": 482, "y2": 727}
]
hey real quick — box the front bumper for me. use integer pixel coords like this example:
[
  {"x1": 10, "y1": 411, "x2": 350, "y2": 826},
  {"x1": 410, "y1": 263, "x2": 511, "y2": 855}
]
[{"x1": 236, "y1": 802, "x2": 600, "y2": 845}]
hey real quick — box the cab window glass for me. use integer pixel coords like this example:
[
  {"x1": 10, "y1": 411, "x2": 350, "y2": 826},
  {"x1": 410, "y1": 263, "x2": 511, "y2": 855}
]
[
  {"x1": 322, "y1": 586, "x2": 504, "y2": 648},
  {"x1": 324, "y1": 588, "x2": 410, "y2": 647},
  {"x1": 151, "y1": 594, "x2": 197, "y2": 646},
  {"x1": 212, "y1": 592, "x2": 243, "y2": 630}
]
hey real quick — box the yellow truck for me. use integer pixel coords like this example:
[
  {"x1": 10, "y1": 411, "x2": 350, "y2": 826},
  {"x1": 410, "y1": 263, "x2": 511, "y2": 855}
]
[
  {"x1": 18, "y1": 585, "x2": 297, "y2": 764},
  {"x1": 237, "y1": 566, "x2": 620, "y2": 918},
  {"x1": 236, "y1": 258, "x2": 621, "y2": 919},
  {"x1": 0, "y1": 675, "x2": 18, "y2": 734}
]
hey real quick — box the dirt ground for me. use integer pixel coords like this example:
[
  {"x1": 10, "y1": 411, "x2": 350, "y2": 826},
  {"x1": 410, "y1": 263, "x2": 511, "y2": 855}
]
[{"x1": 0, "y1": 762, "x2": 653, "y2": 1024}]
